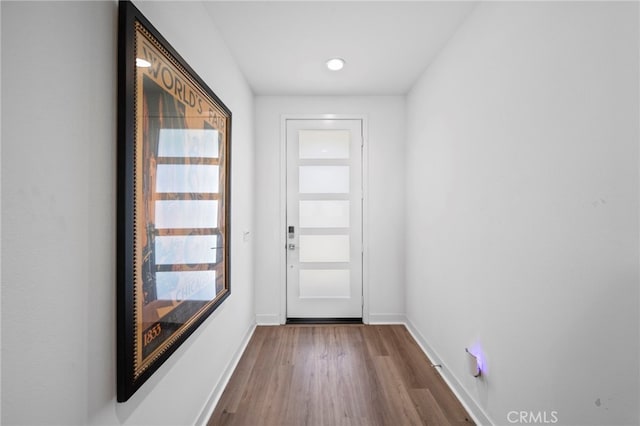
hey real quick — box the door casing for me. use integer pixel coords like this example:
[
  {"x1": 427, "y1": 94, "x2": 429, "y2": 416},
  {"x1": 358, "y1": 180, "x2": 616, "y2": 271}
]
[{"x1": 279, "y1": 114, "x2": 369, "y2": 324}]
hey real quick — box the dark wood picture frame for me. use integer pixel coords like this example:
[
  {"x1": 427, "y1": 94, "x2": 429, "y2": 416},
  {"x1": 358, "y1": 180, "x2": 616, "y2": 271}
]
[{"x1": 117, "y1": 0, "x2": 231, "y2": 402}]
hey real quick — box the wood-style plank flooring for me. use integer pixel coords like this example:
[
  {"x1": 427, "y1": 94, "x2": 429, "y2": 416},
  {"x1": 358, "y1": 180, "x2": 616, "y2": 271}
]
[{"x1": 208, "y1": 325, "x2": 475, "y2": 426}]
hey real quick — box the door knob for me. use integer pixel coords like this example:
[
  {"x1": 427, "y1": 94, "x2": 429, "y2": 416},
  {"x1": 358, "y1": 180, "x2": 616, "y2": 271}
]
[{"x1": 288, "y1": 243, "x2": 296, "y2": 250}]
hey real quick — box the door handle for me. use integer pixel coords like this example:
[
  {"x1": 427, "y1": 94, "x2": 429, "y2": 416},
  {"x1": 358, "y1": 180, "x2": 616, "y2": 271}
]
[{"x1": 288, "y1": 243, "x2": 296, "y2": 250}]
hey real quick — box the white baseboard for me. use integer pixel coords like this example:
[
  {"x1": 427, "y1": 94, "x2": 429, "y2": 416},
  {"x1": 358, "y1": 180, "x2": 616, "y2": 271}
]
[
  {"x1": 195, "y1": 322, "x2": 257, "y2": 426},
  {"x1": 255, "y1": 313, "x2": 281, "y2": 325},
  {"x1": 403, "y1": 318, "x2": 493, "y2": 426},
  {"x1": 368, "y1": 313, "x2": 407, "y2": 324}
]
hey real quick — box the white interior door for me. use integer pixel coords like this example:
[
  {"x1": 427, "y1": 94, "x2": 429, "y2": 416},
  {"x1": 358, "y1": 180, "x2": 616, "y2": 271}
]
[{"x1": 286, "y1": 119, "x2": 363, "y2": 319}]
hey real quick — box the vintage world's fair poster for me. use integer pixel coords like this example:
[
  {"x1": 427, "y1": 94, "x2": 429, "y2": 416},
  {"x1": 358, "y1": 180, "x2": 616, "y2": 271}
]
[{"x1": 132, "y1": 22, "x2": 230, "y2": 378}]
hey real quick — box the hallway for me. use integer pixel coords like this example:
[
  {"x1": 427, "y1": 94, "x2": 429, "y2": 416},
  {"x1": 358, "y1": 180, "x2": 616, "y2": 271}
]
[
  {"x1": 2, "y1": 1, "x2": 639, "y2": 425},
  {"x1": 208, "y1": 325, "x2": 473, "y2": 426}
]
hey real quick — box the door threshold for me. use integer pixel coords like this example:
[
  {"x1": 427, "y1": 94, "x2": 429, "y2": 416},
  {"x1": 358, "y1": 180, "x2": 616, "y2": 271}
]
[{"x1": 286, "y1": 317, "x2": 363, "y2": 325}]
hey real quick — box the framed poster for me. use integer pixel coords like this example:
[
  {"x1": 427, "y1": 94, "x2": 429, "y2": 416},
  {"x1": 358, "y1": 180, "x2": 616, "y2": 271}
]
[{"x1": 117, "y1": 0, "x2": 231, "y2": 402}]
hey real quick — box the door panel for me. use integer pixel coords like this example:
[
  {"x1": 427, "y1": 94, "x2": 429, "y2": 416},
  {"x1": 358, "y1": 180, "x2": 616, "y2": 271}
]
[
  {"x1": 299, "y1": 166, "x2": 350, "y2": 193},
  {"x1": 299, "y1": 270, "x2": 351, "y2": 298},
  {"x1": 299, "y1": 200, "x2": 350, "y2": 228},
  {"x1": 286, "y1": 119, "x2": 363, "y2": 318}
]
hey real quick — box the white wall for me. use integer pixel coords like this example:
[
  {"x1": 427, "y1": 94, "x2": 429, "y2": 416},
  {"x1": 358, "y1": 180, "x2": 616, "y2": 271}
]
[
  {"x1": 254, "y1": 96, "x2": 405, "y2": 324},
  {"x1": 1, "y1": 1, "x2": 255, "y2": 425},
  {"x1": 405, "y1": 2, "x2": 639, "y2": 425}
]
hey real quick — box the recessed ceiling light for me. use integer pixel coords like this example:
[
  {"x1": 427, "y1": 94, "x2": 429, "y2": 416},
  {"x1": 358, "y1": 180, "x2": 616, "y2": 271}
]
[
  {"x1": 136, "y1": 58, "x2": 151, "y2": 68},
  {"x1": 326, "y1": 58, "x2": 345, "y2": 71}
]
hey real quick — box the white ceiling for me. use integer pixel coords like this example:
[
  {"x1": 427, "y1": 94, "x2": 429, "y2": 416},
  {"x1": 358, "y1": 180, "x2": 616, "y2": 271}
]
[{"x1": 204, "y1": 1, "x2": 477, "y2": 95}]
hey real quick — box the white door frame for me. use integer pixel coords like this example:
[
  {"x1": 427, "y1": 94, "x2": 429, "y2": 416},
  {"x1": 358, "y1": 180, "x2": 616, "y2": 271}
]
[{"x1": 279, "y1": 114, "x2": 369, "y2": 324}]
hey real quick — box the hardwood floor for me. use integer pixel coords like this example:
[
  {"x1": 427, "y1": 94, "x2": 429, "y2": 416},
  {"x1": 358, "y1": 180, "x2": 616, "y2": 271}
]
[{"x1": 208, "y1": 325, "x2": 475, "y2": 426}]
